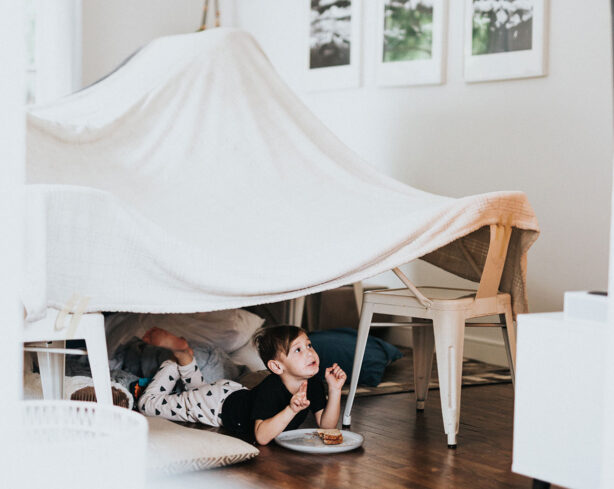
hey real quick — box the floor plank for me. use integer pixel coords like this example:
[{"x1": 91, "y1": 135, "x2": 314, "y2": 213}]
[{"x1": 192, "y1": 384, "x2": 542, "y2": 489}]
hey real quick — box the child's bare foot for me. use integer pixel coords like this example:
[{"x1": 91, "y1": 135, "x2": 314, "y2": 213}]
[
  {"x1": 143, "y1": 327, "x2": 188, "y2": 350},
  {"x1": 143, "y1": 327, "x2": 193, "y2": 365}
]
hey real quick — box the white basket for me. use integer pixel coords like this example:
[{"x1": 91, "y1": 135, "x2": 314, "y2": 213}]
[{"x1": 6, "y1": 400, "x2": 148, "y2": 489}]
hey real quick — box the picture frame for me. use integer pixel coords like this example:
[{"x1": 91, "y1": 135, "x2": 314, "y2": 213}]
[
  {"x1": 376, "y1": 0, "x2": 448, "y2": 87},
  {"x1": 464, "y1": 0, "x2": 549, "y2": 82},
  {"x1": 305, "y1": 0, "x2": 362, "y2": 91}
]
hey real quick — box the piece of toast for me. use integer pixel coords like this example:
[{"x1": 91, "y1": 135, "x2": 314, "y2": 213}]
[{"x1": 316, "y1": 429, "x2": 343, "y2": 445}]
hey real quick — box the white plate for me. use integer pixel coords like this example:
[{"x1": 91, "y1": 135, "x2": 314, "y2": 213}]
[{"x1": 274, "y1": 429, "x2": 364, "y2": 454}]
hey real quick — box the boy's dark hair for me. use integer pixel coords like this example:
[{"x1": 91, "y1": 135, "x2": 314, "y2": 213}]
[{"x1": 253, "y1": 325, "x2": 305, "y2": 368}]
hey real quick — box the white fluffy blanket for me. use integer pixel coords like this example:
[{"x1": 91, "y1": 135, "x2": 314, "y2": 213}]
[{"x1": 24, "y1": 28, "x2": 539, "y2": 321}]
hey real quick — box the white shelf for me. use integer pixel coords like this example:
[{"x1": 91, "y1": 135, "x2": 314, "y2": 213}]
[
  {"x1": 512, "y1": 312, "x2": 606, "y2": 488},
  {"x1": 564, "y1": 291, "x2": 608, "y2": 323}
]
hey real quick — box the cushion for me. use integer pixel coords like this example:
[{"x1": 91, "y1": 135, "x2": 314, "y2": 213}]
[
  {"x1": 105, "y1": 309, "x2": 265, "y2": 357},
  {"x1": 147, "y1": 417, "x2": 259, "y2": 475},
  {"x1": 309, "y1": 328, "x2": 403, "y2": 387},
  {"x1": 229, "y1": 340, "x2": 267, "y2": 372}
]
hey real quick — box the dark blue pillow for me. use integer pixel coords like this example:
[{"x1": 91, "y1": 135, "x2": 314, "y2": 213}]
[{"x1": 309, "y1": 328, "x2": 403, "y2": 387}]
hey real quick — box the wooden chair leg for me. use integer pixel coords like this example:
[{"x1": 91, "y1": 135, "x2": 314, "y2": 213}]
[
  {"x1": 304, "y1": 295, "x2": 318, "y2": 332},
  {"x1": 342, "y1": 302, "x2": 374, "y2": 427},
  {"x1": 432, "y1": 311, "x2": 465, "y2": 448},
  {"x1": 500, "y1": 307, "x2": 516, "y2": 386},
  {"x1": 287, "y1": 296, "x2": 305, "y2": 327},
  {"x1": 412, "y1": 325, "x2": 434, "y2": 411}
]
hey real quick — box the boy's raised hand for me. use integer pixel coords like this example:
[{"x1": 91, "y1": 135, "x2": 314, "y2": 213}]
[
  {"x1": 289, "y1": 380, "x2": 310, "y2": 413},
  {"x1": 325, "y1": 363, "x2": 347, "y2": 391}
]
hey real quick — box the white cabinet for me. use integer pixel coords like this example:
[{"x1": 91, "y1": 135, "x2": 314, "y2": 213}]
[{"x1": 512, "y1": 312, "x2": 606, "y2": 488}]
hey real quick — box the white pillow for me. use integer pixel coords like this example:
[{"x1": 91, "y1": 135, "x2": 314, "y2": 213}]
[
  {"x1": 105, "y1": 309, "x2": 265, "y2": 357},
  {"x1": 229, "y1": 341, "x2": 266, "y2": 372},
  {"x1": 147, "y1": 417, "x2": 259, "y2": 475}
]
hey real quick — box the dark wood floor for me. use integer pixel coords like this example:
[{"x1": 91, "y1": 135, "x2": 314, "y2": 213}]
[{"x1": 205, "y1": 384, "x2": 546, "y2": 489}]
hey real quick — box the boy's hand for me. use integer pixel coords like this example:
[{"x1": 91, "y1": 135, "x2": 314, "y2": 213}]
[
  {"x1": 289, "y1": 381, "x2": 310, "y2": 413},
  {"x1": 325, "y1": 363, "x2": 347, "y2": 391}
]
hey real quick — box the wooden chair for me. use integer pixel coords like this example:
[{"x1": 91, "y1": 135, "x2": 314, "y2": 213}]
[{"x1": 342, "y1": 223, "x2": 516, "y2": 447}]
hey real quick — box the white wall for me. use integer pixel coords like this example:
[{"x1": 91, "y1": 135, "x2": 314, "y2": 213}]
[
  {"x1": 226, "y1": 0, "x2": 614, "y2": 364},
  {"x1": 35, "y1": 0, "x2": 82, "y2": 102},
  {"x1": 82, "y1": 0, "x2": 203, "y2": 86},
  {"x1": 0, "y1": 0, "x2": 25, "y2": 419},
  {"x1": 226, "y1": 0, "x2": 614, "y2": 308},
  {"x1": 81, "y1": 1, "x2": 614, "y2": 363}
]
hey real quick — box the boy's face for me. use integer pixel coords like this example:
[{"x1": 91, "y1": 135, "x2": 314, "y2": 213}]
[{"x1": 276, "y1": 333, "x2": 320, "y2": 380}]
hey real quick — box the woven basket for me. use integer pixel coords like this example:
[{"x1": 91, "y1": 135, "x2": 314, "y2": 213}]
[{"x1": 6, "y1": 400, "x2": 147, "y2": 489}]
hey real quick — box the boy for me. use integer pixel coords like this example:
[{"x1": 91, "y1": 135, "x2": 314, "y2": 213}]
[{"x1": 138, "y1": 325, "x2": 346, "y2": 445}]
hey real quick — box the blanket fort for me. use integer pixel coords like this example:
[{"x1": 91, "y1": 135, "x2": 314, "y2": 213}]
[{"x1": 23, "y1": 28, "x2": 539, "y2": 321}]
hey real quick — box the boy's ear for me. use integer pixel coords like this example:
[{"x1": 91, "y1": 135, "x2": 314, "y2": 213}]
[{"x1": 267, "y1": 359, "x2": 283, "y2": 375}]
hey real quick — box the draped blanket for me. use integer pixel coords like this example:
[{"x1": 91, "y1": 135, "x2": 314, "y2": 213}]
[{"x1": 23, "y1": 28, "x2": 539, "y2": 321}]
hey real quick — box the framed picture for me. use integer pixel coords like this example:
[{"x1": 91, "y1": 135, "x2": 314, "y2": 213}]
[
  {"x1": 305, "y1": 0, "x2": 362, "y2": 91},
  {"x1": 464, "y1": 0, "x2": 549, "y2": 82},
  {"x1": 376, "y1": 0, "x2": 448, "y2": 87}
]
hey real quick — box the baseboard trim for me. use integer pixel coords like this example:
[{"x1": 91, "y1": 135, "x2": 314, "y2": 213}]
[
  {"x1": 463, "y1": 334, "x2": 505, "y2": 348},
  {"x1": 463, "y1": 334, "x2": 507, "y2": 367},
  {"x1": 382, "y1": 329, "x2": 508, "y2": 367}
]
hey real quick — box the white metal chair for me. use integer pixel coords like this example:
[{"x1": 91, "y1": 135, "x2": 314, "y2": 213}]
[
  {"x1": 342, "y1": 223, "x2": 516, "y2": 448},
  {"x1": 23, "y1": 302, "x2": 113, "y2": 405}
]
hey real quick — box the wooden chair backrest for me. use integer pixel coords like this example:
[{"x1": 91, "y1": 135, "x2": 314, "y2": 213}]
[{"x1": 475, "y1": 223, "x2": 512, "y2": 299}]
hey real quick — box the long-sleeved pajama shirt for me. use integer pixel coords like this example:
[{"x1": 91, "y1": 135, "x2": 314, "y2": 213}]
[{"x1": 138, "y1": 358, "x2": 244, "y2": 426}]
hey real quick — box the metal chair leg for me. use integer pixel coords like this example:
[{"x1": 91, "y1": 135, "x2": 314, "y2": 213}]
[{"x1": 342, "y1": 302, "x2": 374, "y2": 427}]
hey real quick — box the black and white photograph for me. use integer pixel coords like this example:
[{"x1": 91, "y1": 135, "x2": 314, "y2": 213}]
[
  {"x1": 309, "y1": 0, "x2": 353, "y2": 69},
  {"x1": 305, "y1": 0, "x2": 362, "y2": 91},
  {"x1": 464, "y1": 0, "x2": 548, "y2": 82},
  {"x1": 471, "y1": 0, "x2": 534, "y2": 56}
]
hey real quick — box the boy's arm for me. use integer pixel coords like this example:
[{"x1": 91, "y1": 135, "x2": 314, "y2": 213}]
[
  {"x1": 253, "y1": 407, "x2": 297, "y2": 445},
  {"x1": 253, "y1": 380, "x2": 310, "y2": 445},
  {"x1": 316, "y1": 363, "x2": 347, "y2": 429},
  {"x1": 314, "y1": 388, "x2": 341, "y2": 428}
]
